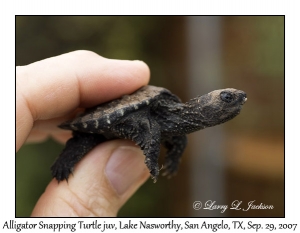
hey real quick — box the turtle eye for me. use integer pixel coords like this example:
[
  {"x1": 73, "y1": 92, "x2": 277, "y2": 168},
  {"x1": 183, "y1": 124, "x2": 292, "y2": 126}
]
[{"x1": 220, "y1": 91, "x2": 234, "y2": 103}]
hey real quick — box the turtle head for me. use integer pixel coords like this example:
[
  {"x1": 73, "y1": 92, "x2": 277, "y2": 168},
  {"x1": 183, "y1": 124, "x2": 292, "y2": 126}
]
[{"x1": 185, "y1": 88, "x2": 247, "y2": 130}]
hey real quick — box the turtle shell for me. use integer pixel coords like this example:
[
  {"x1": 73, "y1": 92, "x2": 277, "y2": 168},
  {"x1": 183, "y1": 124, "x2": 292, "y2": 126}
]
[{"x1": 59, "y1": 85, "x2": 181, "y2": 133}]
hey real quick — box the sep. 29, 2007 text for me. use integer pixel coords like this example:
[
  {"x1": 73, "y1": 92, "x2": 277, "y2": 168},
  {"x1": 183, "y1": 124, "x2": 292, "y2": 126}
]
[{"x1": 246, "y1": 221, "x2": 297, "y2": 232}]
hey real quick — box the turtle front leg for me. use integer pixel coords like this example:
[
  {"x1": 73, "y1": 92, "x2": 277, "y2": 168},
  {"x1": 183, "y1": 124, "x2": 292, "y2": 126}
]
[
  {"x1": 142, "y1": 121, "x2": 161, "y2": 183},
  {"x1": 162, "y1": 135, "x2": 187, "y2": 178},
  {"x1": 115, "y1": 118, "x2": 162, "y2": 182},
  {"x1": 51, "y1": 132, "x2": 107, "y2": 181}
]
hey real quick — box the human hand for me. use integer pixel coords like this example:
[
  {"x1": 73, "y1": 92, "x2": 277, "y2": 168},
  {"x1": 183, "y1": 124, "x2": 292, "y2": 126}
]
[{"x1": 16, "y1": 50, "x2": 150, "y2": 216}]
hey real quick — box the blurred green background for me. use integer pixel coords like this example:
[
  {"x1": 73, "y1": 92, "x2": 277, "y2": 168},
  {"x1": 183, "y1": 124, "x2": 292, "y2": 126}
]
[{"x1": 16, "y1": 16, "x2": 284, "y2": 217}]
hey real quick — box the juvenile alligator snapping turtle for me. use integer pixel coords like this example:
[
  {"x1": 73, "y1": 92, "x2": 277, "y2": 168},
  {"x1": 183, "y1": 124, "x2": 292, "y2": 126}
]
[{"x1": 52, "y1": 85, "x2": 247, "y2": 182}]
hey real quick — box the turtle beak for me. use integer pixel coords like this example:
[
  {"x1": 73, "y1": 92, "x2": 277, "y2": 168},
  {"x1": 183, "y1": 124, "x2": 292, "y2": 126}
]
[{"x1": 239, "y1": 92, "x2": 247, "y2": 105}]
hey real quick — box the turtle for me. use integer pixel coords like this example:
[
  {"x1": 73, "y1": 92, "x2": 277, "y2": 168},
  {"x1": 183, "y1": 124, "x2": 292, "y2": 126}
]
[{"x1": 51, "y1": 85, "x2": 247, "y2": 183}]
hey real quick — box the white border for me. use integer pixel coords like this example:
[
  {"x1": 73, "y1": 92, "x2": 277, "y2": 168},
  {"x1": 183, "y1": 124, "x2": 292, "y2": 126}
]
[{"x1": 2, "y1": 0, "x2": 299, "y2": 231}]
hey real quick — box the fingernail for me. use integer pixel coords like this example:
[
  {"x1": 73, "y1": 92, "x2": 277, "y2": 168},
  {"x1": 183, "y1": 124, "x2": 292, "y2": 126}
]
[{"x1": 105, "y1": 146, "x2": 146, "y2": 195}]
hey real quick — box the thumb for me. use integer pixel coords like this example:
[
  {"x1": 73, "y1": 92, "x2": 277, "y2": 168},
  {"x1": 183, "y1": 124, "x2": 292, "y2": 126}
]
[{"x1": 31, "y1": 140, "x2": 149, "y2": 217}]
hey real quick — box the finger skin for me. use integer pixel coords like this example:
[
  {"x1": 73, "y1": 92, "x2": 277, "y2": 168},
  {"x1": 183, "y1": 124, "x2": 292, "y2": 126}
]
[
  {"x1": 16, "y1": 50, "x2": 150, "y2": 150},
  {"x1": 17, "y1": 51, "x2": 151, "y2": 217}
]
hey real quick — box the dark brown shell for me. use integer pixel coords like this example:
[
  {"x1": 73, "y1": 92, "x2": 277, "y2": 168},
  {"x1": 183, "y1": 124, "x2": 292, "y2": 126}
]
[{"x1": 59, "y1": 85, "x2": 181, "y2": 132}]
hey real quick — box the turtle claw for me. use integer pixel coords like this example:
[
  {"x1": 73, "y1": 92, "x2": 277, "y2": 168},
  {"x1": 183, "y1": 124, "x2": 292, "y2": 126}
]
[
  {"x1": 161, "y1": 162, "x2": 178, "y2": 179},
  {"x1": 151, "y1": 176, "x2": 157, "y2": 183},
  {"x1": 51, "y1": 160, "x2": 73, "y2": 182},
  {"x1": 149, "y1": 165, "x2": 160, "y2": 183}
]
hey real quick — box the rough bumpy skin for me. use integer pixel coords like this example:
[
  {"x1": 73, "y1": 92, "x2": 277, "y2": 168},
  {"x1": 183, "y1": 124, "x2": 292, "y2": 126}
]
[{"x1": 52, "y1": 85, "x2": 247, "y2": 182}]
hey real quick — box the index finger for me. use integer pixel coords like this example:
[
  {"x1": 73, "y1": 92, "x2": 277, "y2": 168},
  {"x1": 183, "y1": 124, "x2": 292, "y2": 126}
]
[{"x1": 16, "y1": 50, "x2": 150, "y2": 150}]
